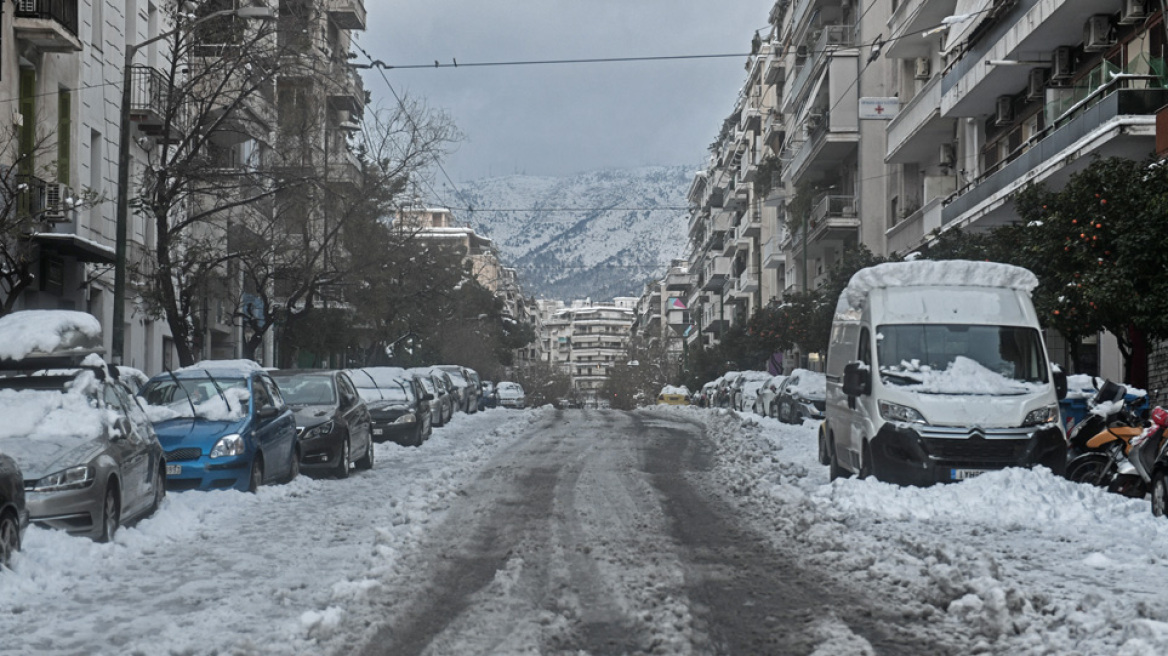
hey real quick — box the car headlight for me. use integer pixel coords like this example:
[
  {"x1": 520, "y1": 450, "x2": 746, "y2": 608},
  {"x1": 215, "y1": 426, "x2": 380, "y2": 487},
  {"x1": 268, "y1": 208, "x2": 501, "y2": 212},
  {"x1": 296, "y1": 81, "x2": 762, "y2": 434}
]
[
  {"x1": 303, "y1": 421, "x2": 334, "y2": 440},
  {"x1": 32, "y1": 465, "x2": 95, "y2": 492},
  {"x1": 210, "y1": 433, "x2": 245, "y2": 458},
  {"x1": 879, "y1": 401, "x2": 927, "y2": 424},
  {"x1": 393, "y1": 413, "x2": 416, "y2": 424},
  {"x1": 1023, "y1": 404, "x2": 1060, "y2": 427}
]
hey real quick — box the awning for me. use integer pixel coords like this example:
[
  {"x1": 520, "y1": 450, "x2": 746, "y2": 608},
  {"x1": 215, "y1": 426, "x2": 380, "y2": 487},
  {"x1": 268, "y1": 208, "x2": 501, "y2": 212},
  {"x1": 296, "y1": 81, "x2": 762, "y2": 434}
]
[{"x1": 31, "y1": 233, "x2": 117, "y2": 264}]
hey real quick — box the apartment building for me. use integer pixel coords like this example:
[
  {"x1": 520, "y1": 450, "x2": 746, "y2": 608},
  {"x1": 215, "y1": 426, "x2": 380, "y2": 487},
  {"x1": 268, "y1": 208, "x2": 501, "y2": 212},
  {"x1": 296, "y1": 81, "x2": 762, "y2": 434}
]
[
  {"x1": 631, "y1": 259, "x2": 693, "y2": 368},
  {"x1": 536, "y1": 299, "x2": 634, "y2": 400}
]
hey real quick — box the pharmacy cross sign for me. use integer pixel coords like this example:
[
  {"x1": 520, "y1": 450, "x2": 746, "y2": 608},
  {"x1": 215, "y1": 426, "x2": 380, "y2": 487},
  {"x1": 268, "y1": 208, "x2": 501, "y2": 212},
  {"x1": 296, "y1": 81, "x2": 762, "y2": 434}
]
[{"x1": 858, "y1": 96, "x2": 900, "y2": 120}]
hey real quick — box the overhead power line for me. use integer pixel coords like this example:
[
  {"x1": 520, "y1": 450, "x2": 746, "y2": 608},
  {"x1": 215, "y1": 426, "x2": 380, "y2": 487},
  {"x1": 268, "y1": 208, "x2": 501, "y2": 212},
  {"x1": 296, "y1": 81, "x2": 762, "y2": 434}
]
[{"x1": 369, "y1": 53, "x2": 754, "y2": 70}]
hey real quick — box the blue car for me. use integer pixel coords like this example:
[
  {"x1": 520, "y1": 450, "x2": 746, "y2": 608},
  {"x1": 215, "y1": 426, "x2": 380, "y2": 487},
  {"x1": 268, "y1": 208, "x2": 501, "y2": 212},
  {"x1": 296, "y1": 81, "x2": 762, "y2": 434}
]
[{"x1": 140, "y1": 362, "x2": 298, "y2": 492}]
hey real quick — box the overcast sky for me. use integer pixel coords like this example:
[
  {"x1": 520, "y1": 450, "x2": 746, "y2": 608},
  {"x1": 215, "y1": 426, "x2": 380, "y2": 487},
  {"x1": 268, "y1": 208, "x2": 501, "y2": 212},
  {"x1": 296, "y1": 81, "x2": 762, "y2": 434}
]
[{"x1": 357, "y1": 1, "x2": 771, "y2": 186}]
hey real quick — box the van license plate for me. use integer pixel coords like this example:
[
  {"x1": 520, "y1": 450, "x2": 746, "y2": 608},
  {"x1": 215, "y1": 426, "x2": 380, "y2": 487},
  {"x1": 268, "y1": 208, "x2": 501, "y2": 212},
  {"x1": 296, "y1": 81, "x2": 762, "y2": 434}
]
[
  {"x1": 166, "y1": 464, "x2": 182, "y2": 476},
  {"x1": 951, "y1": 468, "x2": 989, "y2": 480}
]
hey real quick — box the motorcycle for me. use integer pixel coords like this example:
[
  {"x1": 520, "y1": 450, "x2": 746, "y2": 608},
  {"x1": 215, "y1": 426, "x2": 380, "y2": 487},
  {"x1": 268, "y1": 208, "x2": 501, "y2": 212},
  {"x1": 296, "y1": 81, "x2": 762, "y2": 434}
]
[{"x1": 1065, "y1": 380, "x2": 1151, "y2": 496}]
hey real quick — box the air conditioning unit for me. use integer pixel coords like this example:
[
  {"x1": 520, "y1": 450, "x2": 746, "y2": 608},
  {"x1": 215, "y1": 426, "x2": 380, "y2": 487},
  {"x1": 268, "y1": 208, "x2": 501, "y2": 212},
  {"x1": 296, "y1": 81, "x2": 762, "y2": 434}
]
[
  {"x1": 796, "y1": 45, "x2": 809, "y2": 58},
  {"x1": 43, "y1": 183, "x2": 72, "y2": 221},
  {"x1": 1051, "y1": 46, "x2": 1074, "y2": 81},
  {"x1": 994, "y1": 96, "x2": 1013, "y2": 126},
  {"x1": 805, "y1": 113, "x2": 823, "y2": 130},
  {"x1": 939, "y1": 143, "x2": 955, "y2": 169},
  {"x1": 1026, "y1": 68, "x2": 1046, "y2": 101},
  {"x1": 1120, "y1": 0, "x2": 1148, "y2": 25},
  {"x1": 914, "y1": 57, "x2": 931, "y2": 80},
  {"x1": 1084, "y1": 15, "x2": 1115, "y2": 52}
]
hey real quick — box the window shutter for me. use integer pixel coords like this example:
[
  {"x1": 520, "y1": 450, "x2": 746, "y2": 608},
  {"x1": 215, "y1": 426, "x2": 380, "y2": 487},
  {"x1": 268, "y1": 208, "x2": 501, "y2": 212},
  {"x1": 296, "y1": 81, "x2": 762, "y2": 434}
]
[{"x1": 58, "y1": 90, "x2": 71, "y2": 186}]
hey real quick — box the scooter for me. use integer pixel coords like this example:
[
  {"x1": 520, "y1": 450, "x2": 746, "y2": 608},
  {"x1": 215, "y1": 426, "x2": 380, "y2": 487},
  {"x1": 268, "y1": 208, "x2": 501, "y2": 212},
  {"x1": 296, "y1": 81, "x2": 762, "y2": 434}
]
[{"x1": 1065, "y1": 380, "x2": 1150, "y2": 496}]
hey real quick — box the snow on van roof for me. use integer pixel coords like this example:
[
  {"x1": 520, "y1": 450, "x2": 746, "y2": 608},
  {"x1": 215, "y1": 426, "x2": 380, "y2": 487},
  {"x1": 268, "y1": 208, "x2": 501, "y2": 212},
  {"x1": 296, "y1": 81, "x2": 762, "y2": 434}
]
[
  {"x1": 0, "y1": 310, "x2": 102, "y2": 361},
  {"x1": 836, "y1": 260, "x2": 1038, "y2": 318}
]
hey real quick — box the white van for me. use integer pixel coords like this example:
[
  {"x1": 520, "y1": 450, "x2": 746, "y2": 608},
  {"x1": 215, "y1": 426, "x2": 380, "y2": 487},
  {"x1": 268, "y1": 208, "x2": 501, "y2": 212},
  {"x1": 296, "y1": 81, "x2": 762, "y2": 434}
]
[{"x1": 821, "y1": 260, "x2": 1067, "y2": 485}]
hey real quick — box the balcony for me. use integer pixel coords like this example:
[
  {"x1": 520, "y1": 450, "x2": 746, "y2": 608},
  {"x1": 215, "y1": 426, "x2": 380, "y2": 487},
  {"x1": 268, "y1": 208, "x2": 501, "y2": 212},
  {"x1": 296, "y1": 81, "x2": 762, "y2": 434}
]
[
  {"x1": 737, "y1": 269, "x2": 759, "y2": 293},
  {"x1": 741, "y1": 210, "x2": 762, "y2": 238},
  {"x1": 327, "y1": 147, "x2": 362, "y2": 190},
  {"x1": 762, "y1": 236, "x2": 785, "y2": 269},
  {"x1": 13, "y1": 0, "x2": 81, "y2": 52},
  {"x1": 665, "y1": 270, "x2": 692, "y2": 292},
  {"x1": 942, "y1": 87, "x2": 1168, "y2": 228},
  {"x1": 763, "y1": 110, "x2": 785, "y2": 152},
  {"x1": 940, "y1": 0, "x2": 1102, "y2": 118},
  {"x1": 327, "y1": 0, "x2": 367, "y2": 30},
  {"x1": 129, "y1": 66, "x2": 186, "y2": 144},
  {"x1": 886, "y1": 74, "x2": 953, "y2": 164},
  {"x1": 763, "y1": 50, "x2": 786, "y2": 85},
  {"x1": 327, "y1": 65, "x2": 367, "y2": 115},
  {"x1": 886, "y1": 0, "x2": 958, "y2": 59},
  {"x1": 702, "y1": 256, "x2": 732, "y2": 291},
  {"x1": 785, "y1": 111, "x2": 860, "y2": 185},
  {"x1": 886, "y1": 196, "x2": 943, "y2": 255},
  {"x1": 784, "y1": 25, "x2": 855, "y2": 113}
]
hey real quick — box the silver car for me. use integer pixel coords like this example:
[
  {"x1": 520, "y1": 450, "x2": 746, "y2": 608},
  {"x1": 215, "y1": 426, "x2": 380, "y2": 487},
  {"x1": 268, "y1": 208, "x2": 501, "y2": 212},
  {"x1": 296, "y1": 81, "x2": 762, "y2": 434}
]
[{"x1": 0, "y1": 310, "x2": 166, "y2": 542}]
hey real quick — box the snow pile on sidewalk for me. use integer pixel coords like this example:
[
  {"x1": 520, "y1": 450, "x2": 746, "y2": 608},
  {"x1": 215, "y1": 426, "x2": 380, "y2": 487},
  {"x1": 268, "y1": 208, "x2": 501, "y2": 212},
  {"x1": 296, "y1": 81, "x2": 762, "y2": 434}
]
[
  {"x1": 680, "y1": 407, "x2": 1168, "y2": 655},
  {"x1": 0, "y1": 408, "x2": 546, "y2": 656}
]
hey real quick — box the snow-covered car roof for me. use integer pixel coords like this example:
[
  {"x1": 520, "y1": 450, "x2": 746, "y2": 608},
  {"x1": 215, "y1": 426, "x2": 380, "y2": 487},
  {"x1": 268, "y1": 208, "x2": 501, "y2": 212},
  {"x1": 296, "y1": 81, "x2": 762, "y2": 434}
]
[
  {"x1": 0, "y1": 310, "x2": 103, "y2": 363},
  {"x1": 176, "y1": 359, "x2": 264, "y2": 374}
]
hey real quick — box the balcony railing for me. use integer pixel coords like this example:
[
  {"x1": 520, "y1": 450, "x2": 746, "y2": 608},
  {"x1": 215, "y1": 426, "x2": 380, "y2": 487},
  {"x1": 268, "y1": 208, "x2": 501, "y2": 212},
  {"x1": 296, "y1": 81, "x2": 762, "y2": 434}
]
[
  {"x1": 13, "y1": 0, "x2": 81, "y2": 52},
  {"x1": 886, "y1": 73, "x2": 942, "y2": 161},
  {"x1": 129, "y1": 66, "x2": 186, "y2": 143}
]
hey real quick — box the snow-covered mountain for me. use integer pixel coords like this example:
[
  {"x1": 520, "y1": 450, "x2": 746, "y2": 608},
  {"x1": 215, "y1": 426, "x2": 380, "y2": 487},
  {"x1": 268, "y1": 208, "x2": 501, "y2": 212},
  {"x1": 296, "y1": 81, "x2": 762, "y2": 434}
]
[{"x1": 454, "y1": 166, "x2": 692, "y2": 301}]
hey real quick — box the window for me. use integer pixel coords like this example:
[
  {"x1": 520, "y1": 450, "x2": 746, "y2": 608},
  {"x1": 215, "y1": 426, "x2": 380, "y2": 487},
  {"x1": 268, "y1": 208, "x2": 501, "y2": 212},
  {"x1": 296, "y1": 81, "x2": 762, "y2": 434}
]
[
  {"x1": 57, "y1": 90, "x2": 71, "y2": 185},
  {"x1": 91, "y1": 0, "x2": 103, "y2": 50}
]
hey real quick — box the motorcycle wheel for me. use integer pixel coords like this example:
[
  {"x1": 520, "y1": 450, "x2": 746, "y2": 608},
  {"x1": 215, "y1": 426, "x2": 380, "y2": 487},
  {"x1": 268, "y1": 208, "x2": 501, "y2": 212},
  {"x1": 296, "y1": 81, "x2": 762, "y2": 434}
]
[
  {"x1": 1066, "y1": 453, "x2": 1115, "y2": 487},
  {"x1": 1153, "y1": 471, "x2": 1168, "y2": 518}
]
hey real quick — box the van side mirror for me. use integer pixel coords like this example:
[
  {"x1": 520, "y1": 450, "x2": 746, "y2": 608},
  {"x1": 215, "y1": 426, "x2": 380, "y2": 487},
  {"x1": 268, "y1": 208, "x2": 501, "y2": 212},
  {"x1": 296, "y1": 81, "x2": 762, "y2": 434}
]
[
  {"x1": 842, "y1": 361, "x2": 871, "y2": 397},
  {"x1": 1053, "y1": 368, "x2": 1068, "y2": 400}
]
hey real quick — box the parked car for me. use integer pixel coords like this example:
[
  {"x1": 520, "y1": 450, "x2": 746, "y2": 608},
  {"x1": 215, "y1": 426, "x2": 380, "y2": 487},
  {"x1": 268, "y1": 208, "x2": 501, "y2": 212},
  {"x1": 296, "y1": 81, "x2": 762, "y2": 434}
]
[
  {"x1": 657, "y1": 385, "x2": 691, "y2": 406},
  {"x1": 141, "y1": 361, "x2": 299, "y2": 493},
  {"x1": 753, "y1": 374, "x2": 788, "y2": 417},
  {"x1": 0, "y1": 452, "x2": 28, "y2": 565},
  {"x1": 409, "y1": 368, "x2": 454, "y2": 427},
  {"x1": 494, "y1": 382, "x2": 526, "y2": 409},
  {"x1": 270, "y1": 370, "x2": 373, "y2": 479},
  {"x1": 0, "y1": 310, "x2": 166, "y2": 542},
  {"x1": 350, "y1": 368, "x2": 433, "y2": 446},
  {"x1": 435, "y1": 365, "x2": 474, "y2": 413},
  {"x1": 696, "y1": 381, "x2": 718, "y2": 407},
  {"x1": 774, "y1": 369, "x2": 827, "y2": 424},
  {"x1": 714, "y1": 372, "x2": 741, "y2": 408},
  {"x1": 731, "y1": 371, "x2": 772, "y2": 411}
]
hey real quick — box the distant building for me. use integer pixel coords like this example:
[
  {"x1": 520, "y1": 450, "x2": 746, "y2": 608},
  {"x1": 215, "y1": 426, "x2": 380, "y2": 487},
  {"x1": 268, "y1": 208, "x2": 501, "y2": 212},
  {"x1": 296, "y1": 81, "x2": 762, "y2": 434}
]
[{"x1": 536, "y1": 299, "x2": 634, "y2": 401}]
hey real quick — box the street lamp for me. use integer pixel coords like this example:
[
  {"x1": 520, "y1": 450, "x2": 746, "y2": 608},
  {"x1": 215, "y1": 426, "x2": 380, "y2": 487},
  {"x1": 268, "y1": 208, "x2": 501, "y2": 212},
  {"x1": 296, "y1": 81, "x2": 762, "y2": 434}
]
[{"x1": 112, "y1": 6, "x2": 275, "y2": 363}]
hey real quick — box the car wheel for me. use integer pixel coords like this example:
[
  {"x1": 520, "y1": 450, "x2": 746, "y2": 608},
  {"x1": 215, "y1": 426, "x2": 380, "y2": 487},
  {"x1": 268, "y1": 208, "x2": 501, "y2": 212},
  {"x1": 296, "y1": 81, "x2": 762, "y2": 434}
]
[
  {"x1": 355, "y1": 436, "x2": 375, "y2": 470},
  {"x1": 818, "y1": 427, "x2": 830, "y2": 466},
  {"x1": 334, "y1": 439, "x2": 351, "y2": 479},
  {"x1": 285, "y1": 447, "x2": 301, "y2": 483},
  {"x1": 828, "y1": 433, "x2": 852, "y2": 481},
  {"x1": 0, "y1": 510, "x2": 19, "y2": 567},
  {"x1": 779, "y1": 402, "x2": 790, "y2": 423},
  {"x1": 413, "y1": 424, "x2": 424, "y2": 447},
  {"x1": 858, "y1": 442, "x2": 874, "y2": 479},
  {"x1": 248, "y1": 456, "x2": 264, "y2": 493},
  {"x1": 149, "y1": 461, "x2": 166, "y2": 514},
  {"x1": 97, "y1": 484, "x2": 120, "y2": 543},
  {"x1": 1153, "y1": 470, "x2": 1168, "y2": 518}
]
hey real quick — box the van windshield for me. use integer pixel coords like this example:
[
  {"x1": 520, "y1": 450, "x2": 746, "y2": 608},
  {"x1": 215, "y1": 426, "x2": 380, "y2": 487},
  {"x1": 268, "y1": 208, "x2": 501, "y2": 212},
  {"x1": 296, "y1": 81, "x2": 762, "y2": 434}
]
[{"x1": 876, "y1": 324, "x2": 1047, "y2": 394}]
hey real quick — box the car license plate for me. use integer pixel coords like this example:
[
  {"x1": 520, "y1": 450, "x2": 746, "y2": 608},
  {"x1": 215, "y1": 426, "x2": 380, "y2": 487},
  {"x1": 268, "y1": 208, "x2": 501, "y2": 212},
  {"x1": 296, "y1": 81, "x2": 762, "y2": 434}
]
[
  {"x1": 373, "y1": 428, "x2": 383, "y2": 436},
  {"x1": 951, "y1": 468, "x2": 990, "y2": 481},
  {"x1": 166, "y1": 464, "x2": 182, "y2": 476}
]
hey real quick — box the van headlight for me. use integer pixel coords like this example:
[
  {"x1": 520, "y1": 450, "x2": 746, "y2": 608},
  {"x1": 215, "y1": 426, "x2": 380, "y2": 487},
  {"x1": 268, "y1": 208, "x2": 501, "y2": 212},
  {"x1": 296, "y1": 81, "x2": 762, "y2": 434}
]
[
  {"x1": 1023, "y1": 404, "x2": 1060, "y2": 427},
  {"x1": 32, "y1": 465, "x2": 95, "y2": 492},
  {"x1": 879, "y1": 401, "x2": 926, "y2": 424},
  {"x1": 210, "y1": 433, "x2": 245, "y2": 458}
]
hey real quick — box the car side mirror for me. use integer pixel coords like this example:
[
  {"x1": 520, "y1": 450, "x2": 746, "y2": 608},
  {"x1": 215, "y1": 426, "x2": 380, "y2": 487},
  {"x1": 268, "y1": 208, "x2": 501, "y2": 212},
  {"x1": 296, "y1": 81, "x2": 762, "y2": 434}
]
[
  {"x1": 1053, "y1": 368, "x2": 1068, "y2": 400},
  {"x1": 842, "y1": 362, "x2": 871, "y2": 398},
  {"x1": 257, "y1": 405, "x2": 279, "y2": 420}
]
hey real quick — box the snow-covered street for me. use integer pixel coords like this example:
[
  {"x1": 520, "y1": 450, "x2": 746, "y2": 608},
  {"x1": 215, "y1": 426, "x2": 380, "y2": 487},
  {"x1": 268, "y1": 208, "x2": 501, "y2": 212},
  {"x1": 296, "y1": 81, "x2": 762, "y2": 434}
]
[{"x1": 4, "y1": 406, "x2": 1168, "y2": 655}]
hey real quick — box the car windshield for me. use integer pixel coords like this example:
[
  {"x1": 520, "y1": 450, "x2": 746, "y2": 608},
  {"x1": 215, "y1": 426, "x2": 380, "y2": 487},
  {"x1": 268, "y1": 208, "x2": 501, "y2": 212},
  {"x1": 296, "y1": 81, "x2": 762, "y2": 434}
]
[
  {"x1": 497, "y1": 384, "x2": 523, "y2": 398},
  {"x1": 272, "y1": 374, "x2": 336, "y2": 405},
  {"x1": 141, "y1": 376, "x2": 250, "y2": 420},
  {"x1": 355, "y1": 381, "x2": 411, "y2": 404},
  {"x1": 876, "y1": 324, "x2": 1048, "y2": 394}
]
